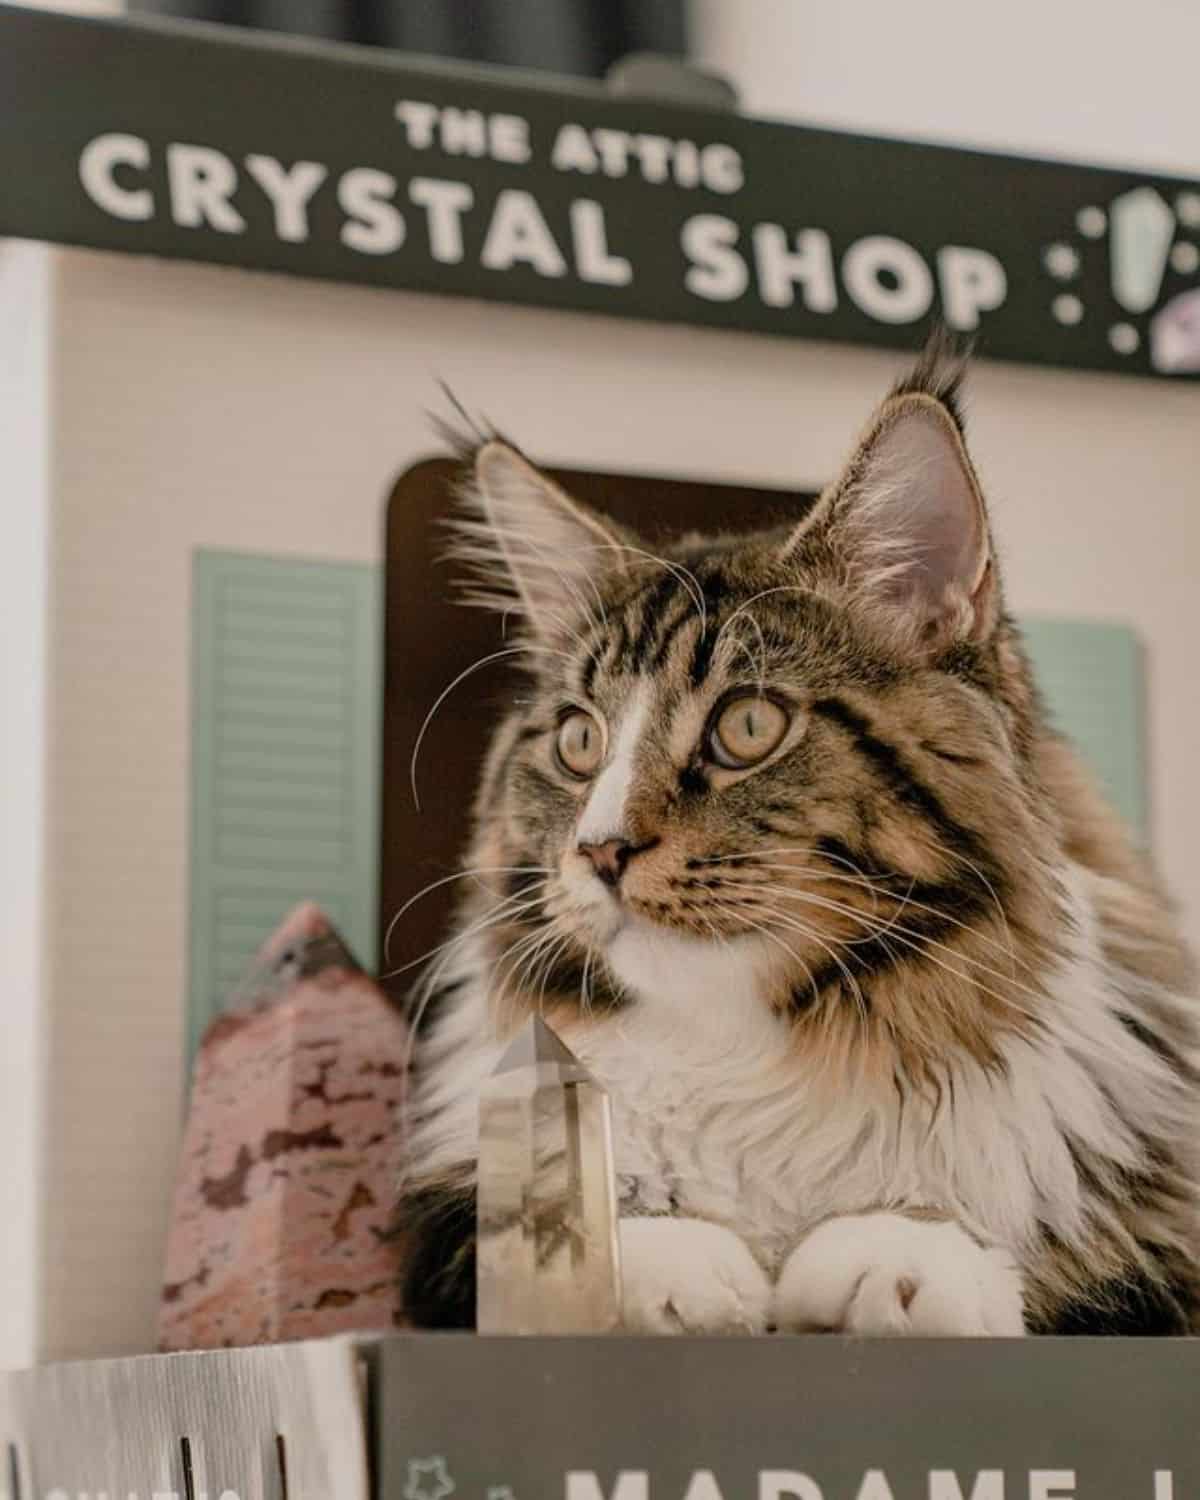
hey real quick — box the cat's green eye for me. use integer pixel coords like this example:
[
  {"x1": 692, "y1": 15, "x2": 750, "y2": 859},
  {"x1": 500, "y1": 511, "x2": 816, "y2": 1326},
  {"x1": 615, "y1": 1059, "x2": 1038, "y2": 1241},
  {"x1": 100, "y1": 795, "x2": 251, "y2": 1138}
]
[
  {"x1": 708, "y1": 694, "x2": 790, "y2": 769},
  {"x1": 556, "y1": 710, "x2": 605, "y2": 778}
]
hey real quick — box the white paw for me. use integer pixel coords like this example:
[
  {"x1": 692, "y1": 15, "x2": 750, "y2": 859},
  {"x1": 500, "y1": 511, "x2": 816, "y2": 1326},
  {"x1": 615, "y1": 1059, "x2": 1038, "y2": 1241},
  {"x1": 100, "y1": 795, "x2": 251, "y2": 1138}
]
[
  {"x1": 773, "y1": 1213, "x2": 1025, "y2": 1336},
  {"x1": 619, "y1": 1217, "x2": 772, "y2": 1334}
]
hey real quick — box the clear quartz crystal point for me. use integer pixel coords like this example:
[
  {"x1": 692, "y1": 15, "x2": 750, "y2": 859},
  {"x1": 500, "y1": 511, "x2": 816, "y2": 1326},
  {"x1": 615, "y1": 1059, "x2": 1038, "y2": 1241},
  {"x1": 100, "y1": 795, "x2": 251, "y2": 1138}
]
[{"x1": 476, "y1": 1015, "x2": 622, "y2": 1333}]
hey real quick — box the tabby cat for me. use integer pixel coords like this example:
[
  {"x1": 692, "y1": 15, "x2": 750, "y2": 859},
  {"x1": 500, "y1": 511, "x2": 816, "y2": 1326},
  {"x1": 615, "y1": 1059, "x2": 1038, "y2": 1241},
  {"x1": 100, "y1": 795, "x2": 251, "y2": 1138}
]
[{"x1": 399, "y1": 343, "x2": 1200, "y2": 1335}]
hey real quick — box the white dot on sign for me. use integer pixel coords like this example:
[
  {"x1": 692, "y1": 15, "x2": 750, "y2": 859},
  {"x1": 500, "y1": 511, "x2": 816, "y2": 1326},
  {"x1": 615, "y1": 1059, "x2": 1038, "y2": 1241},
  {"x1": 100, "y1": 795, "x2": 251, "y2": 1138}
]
[
  {"x1": 1170, "y1": 241, "x2": 1200, "y2": 275},
  {"x1": 1076, "y1": 206, "x2": 1107, "y2": 238},
  {"x1": 1043, "y1": 242, "x2": 1080, "y2": 279},
  {"x1": 1176, "y1": 192, "x2": 1200, "y2": 228},
  {"x1": 1052, "y1": 294, "x2": 1084, "y2": 325},
  {"x1": 1109, "y1": 322, "x2": 1140, "y2": 354}
]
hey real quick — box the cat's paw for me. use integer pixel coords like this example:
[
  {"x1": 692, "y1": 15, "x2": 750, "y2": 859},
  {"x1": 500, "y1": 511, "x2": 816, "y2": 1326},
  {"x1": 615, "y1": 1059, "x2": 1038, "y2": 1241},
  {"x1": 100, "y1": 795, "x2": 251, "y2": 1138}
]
[
  {"x1": 773, "y1": 1213, "x2": 1025, "y2": 1336},
  {"x1": 619, "y1": 1217, "x2": 772, "y2": 1334}
]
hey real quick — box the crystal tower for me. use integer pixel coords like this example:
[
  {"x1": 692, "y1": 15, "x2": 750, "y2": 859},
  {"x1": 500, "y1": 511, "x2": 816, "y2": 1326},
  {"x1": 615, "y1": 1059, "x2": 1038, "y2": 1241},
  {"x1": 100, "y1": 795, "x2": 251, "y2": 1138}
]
[{"x1": 476, "y1": 1016, "x2": 622, "y2": 1333}]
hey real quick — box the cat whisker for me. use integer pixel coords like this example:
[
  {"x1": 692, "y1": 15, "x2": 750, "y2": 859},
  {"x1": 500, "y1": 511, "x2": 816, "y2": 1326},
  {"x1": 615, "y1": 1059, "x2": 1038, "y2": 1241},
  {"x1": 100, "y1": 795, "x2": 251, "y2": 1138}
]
[
  {"x1": 738, "y1": 900, "x2": 900, "y2": 1021},
  {"x1": 496, "y1": 918, "x2": 565, "y2": 999},
  {"x1": 745, "y1": 863, "x2": 1029, "y2": 981},
  {"x1": 382, "y1": 864, "x2": 551, "y2": 964},
  {"x1": 693, "y1": 861, "x2": 888, "y2": 923},
  {"x1": 397, "y1": 889, "x2": 548, "y2": 1139},
  {"x1": 580, "y1": 944, "x2": 595, "y2": 1016},
  {"x1": 739, "y1": 891, "x2": 1044, "y2": 1028},
  {"x1": 698, "y1": 845, "x2": 1027, "y2": 980},
  {"x1": 730, "y1": 877, "x2": 914, "y2": 951},
  {"x1": 386, "y1": 888, "x2": 545, "y2": 989},
  {"x1": 708, "y1": 899, "x2": 830, "y2": 1018},
  {"x1": 535, "y1": 933, "x2": 576, "y2": 1014},
  {"x1": 933, "y1": 840, "x2": 1017, "y2": 978}
]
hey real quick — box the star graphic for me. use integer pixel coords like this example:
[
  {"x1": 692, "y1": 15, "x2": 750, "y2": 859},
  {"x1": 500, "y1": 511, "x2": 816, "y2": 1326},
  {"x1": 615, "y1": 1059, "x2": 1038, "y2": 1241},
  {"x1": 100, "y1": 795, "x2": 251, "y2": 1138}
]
[{"x1": 404, "y1": 1455, "x2": 456, "y2": 1500}]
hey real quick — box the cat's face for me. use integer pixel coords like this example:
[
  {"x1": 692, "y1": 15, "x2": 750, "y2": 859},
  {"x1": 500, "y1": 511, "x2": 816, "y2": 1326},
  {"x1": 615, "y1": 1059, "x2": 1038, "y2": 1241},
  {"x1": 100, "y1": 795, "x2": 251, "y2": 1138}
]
[{"x1": 452, "y1": 347, "x2": 1057, "y2": 1057}]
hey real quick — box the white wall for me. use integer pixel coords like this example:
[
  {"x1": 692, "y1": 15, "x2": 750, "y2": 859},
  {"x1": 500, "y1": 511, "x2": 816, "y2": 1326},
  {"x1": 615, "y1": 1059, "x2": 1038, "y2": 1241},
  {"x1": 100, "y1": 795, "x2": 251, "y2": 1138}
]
[
  {"x1": 13, "y1": 243, "x2": 1196, "y2": 1357},
  {"x1": 690, "y1": 0, "x2": 1200, "y2": 176},
  {"x1": 0, "y1": 243, "x2": 52, "y2": 1370}
]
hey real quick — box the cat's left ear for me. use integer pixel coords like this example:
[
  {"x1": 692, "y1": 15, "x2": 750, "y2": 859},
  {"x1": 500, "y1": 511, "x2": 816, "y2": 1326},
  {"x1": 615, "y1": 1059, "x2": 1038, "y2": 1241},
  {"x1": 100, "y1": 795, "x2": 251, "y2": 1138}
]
[
  {"x1": 455, "y1": 439, "x2": 629, "y2": 636},
  {"x1": 785, "y1": 377, "x2": 997, "y2": 648}
]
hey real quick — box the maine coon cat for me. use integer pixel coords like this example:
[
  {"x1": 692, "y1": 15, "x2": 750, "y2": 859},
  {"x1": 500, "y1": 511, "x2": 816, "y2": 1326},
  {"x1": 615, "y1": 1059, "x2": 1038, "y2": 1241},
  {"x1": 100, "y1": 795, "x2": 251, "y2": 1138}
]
[{"x1": 399, "y1": 343, "x2": 1200, "y2": 1335}]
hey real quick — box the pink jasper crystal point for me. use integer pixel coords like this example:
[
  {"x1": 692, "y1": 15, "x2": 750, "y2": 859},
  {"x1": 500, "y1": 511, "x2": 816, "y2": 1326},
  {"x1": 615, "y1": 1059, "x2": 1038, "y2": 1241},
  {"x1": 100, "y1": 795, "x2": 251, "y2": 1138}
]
[{"x1": 158, "y1": 904, "x2": 409, "y2": 1350}]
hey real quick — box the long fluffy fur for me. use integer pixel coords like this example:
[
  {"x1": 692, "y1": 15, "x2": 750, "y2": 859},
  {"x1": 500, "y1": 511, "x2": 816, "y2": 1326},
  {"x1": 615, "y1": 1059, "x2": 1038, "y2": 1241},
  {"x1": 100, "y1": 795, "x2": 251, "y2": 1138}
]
[{"x1": 398, "y1": 343, "x2": 1200, "y2": 1334}]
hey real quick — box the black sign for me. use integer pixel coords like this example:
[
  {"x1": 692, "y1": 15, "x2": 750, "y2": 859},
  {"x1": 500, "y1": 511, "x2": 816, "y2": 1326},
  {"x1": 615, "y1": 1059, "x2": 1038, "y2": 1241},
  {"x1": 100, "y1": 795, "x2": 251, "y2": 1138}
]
[
  {"x1": 375, "y1": 1334, "x2": 1198, "y2": 1500},
  {"x1": 2, "y1": 5, "x2": 1199, "y2": 380}
]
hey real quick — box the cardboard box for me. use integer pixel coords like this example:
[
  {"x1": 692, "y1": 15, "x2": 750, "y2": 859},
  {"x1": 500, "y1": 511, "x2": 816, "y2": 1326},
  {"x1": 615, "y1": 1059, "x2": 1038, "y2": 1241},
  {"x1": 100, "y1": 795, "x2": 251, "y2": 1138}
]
[{"x1": 2, "y1": 1332, "x2": 1198, "y2": 1499}]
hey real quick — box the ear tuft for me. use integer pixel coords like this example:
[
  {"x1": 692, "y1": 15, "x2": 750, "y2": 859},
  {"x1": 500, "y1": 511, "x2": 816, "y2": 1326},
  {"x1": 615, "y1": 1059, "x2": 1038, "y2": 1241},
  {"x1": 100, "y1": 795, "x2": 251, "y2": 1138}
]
[
  {"x1": 444, "y1": 436, "x2": 628, "y2": 637},
  {"x1": 783, "y1": 341, "x2": 997, "y2": 649},
  {"x1": 887, "y1": 326, "x2": 972, "y2": 435},
  {"x1": 426, "y1": 382, "x2": 504, "y2": 465}
]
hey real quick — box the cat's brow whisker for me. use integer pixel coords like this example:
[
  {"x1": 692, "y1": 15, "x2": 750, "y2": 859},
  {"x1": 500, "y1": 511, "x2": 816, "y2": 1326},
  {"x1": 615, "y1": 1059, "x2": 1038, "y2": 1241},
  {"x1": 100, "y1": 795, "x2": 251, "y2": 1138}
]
[
  {"x1": 714, "y1": 631, "x2": 759, "y2": 690},
  {"x1": 409, "y1": 644, "x2": 574, "y2": 811},
  {"x1": 598, "y1": 542, "x2": 708, "y2": 636},
  {"x1": 712, "y1": 585, "x2": 817, "y2": 655},
  {"x1": 719, "y1": 612, "x2": 769, "y2": 696}
]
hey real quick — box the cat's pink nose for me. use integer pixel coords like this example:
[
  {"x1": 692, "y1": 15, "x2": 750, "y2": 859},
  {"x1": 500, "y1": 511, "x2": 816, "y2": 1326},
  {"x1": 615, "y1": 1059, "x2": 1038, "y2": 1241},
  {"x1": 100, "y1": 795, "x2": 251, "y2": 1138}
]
[{"x1": 578, "y1": 838, "x2": 632, "y2": 888}]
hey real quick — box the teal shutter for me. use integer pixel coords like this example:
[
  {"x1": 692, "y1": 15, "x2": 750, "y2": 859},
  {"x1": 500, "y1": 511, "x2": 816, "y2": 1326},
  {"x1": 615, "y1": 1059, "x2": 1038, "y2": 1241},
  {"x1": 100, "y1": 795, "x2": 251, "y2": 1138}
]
[
  {"x1": 1022, "y1": 617, "x2": 1146, "y2": 841},
  {"x1": 188, "y1": 551, "x2": 381, "y2": 1063}
]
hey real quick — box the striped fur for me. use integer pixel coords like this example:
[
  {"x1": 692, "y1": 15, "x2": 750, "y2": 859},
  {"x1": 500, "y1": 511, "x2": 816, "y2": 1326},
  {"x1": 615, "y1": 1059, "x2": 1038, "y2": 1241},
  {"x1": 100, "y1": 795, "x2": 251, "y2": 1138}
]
[{"x1": 399, "y1": 345, "x2": 1200, "y2": 1334}]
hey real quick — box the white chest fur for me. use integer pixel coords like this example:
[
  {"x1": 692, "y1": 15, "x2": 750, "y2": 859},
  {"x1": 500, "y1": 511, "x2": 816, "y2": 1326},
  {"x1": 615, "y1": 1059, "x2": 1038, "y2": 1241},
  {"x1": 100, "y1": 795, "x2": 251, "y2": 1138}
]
[{"x1": 410, "y1": 865, "x2": 1180, "y2": 1270}]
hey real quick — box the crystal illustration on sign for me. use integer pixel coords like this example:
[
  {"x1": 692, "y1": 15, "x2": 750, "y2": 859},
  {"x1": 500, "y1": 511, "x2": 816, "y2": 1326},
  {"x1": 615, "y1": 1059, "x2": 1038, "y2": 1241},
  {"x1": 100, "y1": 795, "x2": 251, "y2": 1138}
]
[
  {"x1": 477, "y1": 1016, "x2": 622, "y2": 1334},
  {"x1": 1151, "y1": 287, "x2": 1200, "y2": 374},
  {"x1": 1042, "y1": 183, "x2": 1200, "y2": 369},
  {"x1": 1110, "y1": 186, "x2": 1175, "y2": 315}
]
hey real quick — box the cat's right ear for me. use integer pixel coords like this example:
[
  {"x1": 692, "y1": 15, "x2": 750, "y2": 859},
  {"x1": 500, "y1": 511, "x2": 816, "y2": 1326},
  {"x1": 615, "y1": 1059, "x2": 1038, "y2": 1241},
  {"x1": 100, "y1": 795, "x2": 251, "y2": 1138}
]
[{"x1": 452, "y1": 440, "x2": 628, "y2": 636}]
